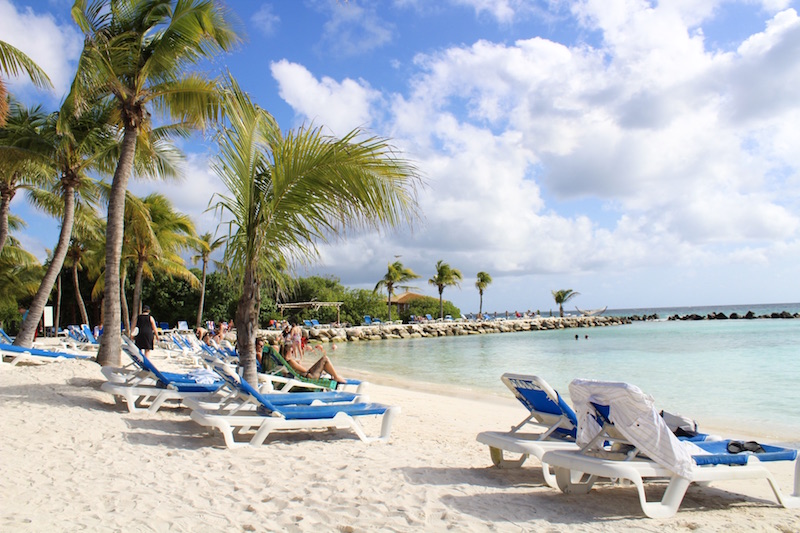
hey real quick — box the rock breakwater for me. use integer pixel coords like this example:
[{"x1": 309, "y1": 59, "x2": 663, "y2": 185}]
[{"x1": 259, "y1": 316, "x2": 631, "y2": 344}]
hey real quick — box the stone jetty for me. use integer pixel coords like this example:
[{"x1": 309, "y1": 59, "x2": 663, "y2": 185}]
[{"x1": 259, "y1": 315, "x2": 631, "y2": 345}]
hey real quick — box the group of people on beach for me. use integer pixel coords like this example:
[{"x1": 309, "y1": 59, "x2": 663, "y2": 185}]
[{"x1": 132, "y1": 305, "x2": 346, "y2": 384}]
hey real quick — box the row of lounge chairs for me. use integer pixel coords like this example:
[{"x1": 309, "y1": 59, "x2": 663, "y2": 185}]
[
  {"x1": 100, "y1": 337, "x2": 399, "y2": 447},
  {"x1": 477, "y1": 373, "x2": 800, "y2": 518}
]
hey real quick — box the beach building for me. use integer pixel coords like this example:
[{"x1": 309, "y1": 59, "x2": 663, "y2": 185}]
[{"x1": 390, "y1": 291, "x2": 427, "y2": 315}]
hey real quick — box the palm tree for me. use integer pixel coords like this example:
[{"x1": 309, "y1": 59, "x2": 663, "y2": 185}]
[
  {"x1": 14, "y1": 103, "x2": 115, "y2": 347},
  {"x1": 64, "y1": 217, "x2": 105, "y2": 326},
  {"x1": 428, "y1": 260, "x2": 463, "y2": 320},
  {"x1": 552, "y1": 289, "x2": 580, "y2": 317},
  {"x1": 475, "y1": 271, "x2": 492, "y2": 318},
  {"x1": 0, "y1": 218, "x2": 41, "y2": 314},
  {"x1": 124, "y1": 193, "x2": 199, "y2": 325},
  {"x1": 0, "y1": 39, "x2": 52, "y2": 126},
  {"x1": 191, "y1": 232, "x2": 226, "y2": 329},
  {"x1": 68, "y1": 0, "x2": 239, "y2": 366},
  {"x1": 0, "y1": 101, "x2": 50, "y2": 252},
  {"x1": 213, "y1": 79, "x2": 421, "y2": 386},
  {"x1": 374, "y1": 260, "x2": 419, "y2": 322}
]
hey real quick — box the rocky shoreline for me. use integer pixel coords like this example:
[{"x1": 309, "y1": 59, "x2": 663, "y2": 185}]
[{"x1": 259, "y1": 315, "x2": 632, "y2": 344}]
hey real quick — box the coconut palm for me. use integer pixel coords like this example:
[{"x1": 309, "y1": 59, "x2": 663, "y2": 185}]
[
  {"x1": 374, "y1": 260, "x2": 419, "y2": 322},
  {"x1": 191, "y1": 232, "x2": 226, "y2": 329},
  {"x1": 67, "y1": 0, "x2": 239, "y2": 366},
  {"x1": 0, "y1": 218, "x2": 41, "y2": 312},
  {"x1": 0, "y1": 39, "x2": 52, "y2": 126},
  {"x1": 475, "y1": 271, "x2": 492, "y2": 318},
  {"x1": 552, "y1": 289, "x2": 580, "y2": 317},
  {"x1": 13, "y1": 103, "x2": 116, "y2": 347},
  {"x1": 124, "y1": 193, "x2": 199, "y2": 325},
  {"x1": 428, "y1": 260, "x2": 462, "y2": 320},
  {"x1": 0, "y1": 101, "x2": 51, "y2": 252},
  {"x1": 64, "y1": 215, "x2": 105, "y2": 326},
  {"x1": 213, "y1": 79, "x2": 421, "y2": 386}
]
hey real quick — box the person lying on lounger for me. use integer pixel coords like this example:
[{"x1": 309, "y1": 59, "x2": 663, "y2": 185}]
[{"x1": 285, "y1": 340, "x2": 346, "y2": 383}]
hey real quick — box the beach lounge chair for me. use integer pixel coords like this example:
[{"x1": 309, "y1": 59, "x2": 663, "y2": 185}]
[
  {"x1": 476, "y1": 374, "x2": 580, "y2": 488},
  {"x1": 362, "y1": 315, "x2": 373, "y2": 326},
  {"x1": 540, "y1": 379, "x2": 800, "y2": 518},
  {"x1": 0, "y1": 328, "x2": 13, "y2": 343},
  {"x1": 0, "y1": 342, "x2": 93, "y2": 366},
  {"x1": 187, "y1": 362, "x2": 399, "y2": 448},
  {"x1": 177, "y1": 320, "x2": 190, "y2": 332},
  {"x1": 303, "y1": 319, "x2": 314, "y2": 328},
  {"x1": 101, "y1": 338, "x2": 225, "y2": 413},
  {"x1": 262, "y1": 346, "x2": 365, "y2": 393},
  {"x1": 80, "y1": 324, "x2": 99, "y2": 344}
]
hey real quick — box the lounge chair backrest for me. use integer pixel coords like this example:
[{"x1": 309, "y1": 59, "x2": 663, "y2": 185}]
[
  {"x1": 0, "y1": 328, "x2": 12, "y2": 343},
  {"x1": 177, "y1": 320, "x2": 189, "y2": 331},
  {"x1": 121, "y1": 337, "x2": 172, "y2": 385},
  {"x1": 81, "y1": 324, "x2": 97, "y2": 344},
  {"x1": 569, "y1": 379, "x2": 695, "y2": 478},
  {"x1": 211, "y1": 361, "x2": 280, "y2": 415},
  {"x1": 502, "y1": 373, "x2": 578, "y2": 438}
]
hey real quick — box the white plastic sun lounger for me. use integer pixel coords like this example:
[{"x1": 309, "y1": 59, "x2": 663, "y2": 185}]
[
  {"x1": 540, "y1": 379, "x2": 800, "y2": 518},
  {"x1": 476, "y1": 374, "x2": 580, "y2": 488},
  {"x1": 188, "y1": 363, "x2": 399, "y2": 448}
]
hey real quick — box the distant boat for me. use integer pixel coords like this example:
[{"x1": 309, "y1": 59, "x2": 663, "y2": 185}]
[{"x1": 575, "y1": 306, "x2": 608, "y2": 317}]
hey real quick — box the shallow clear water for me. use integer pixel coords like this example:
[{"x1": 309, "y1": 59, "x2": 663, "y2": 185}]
[{"x1": 330, "y1": 316, "x2": 800, "y2": 444}]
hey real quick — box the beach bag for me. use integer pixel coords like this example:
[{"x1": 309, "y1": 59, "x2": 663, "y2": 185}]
[{"x1": 660, "y1": 410, "x2": 698, "y2": 438}]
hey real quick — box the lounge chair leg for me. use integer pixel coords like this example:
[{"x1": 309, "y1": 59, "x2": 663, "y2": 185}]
[
  {"x1": 489, "y1": 447, "x2": 528, "y2": 468},
  {"x1": 639, "y1": 476, "x2": 688, "y2": 519},
  {"x1": 554, "y1": 467, "x2": 596, "y2": 494}
]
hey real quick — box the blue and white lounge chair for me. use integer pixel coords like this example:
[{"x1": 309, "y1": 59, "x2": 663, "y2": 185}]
[
  {"x1": 0, "y1": 342, "x2": 93, "y2": 365},
  {"x1": 100, "y1": 337, "x2": 225, "y2": 413},
  {"x1": 0, "y1": 328, "x2": 13, "y2": 343},
  {"x1": 188, "y1": 363, "x2": 399, "y2": 448},
  {"x1": 476, "y1": 374, "x2": 581, "y2": 488},
  {"x1": 541, "y1": 379, "x2": 800, "y2": 518},
  {"x1": 81, "y1": 324, "x2": 99, "y2": 344}
]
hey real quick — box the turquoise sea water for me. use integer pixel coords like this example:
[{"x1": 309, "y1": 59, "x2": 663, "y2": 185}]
[{"x1": 330, "y1": 304, "x2": 800, "y2": 446}]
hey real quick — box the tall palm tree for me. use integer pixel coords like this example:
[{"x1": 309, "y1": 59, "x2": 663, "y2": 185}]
[
  {"x1": 68, "y1": 0, "x2": 238, "y2": 366},
  {"x1": 0, "y1": 39, "x2": 52, "y2": 126},
  {"x1": 0, "y1": 101, "x2": 50, "y2": 252},
  {"x1": 64, "y1": 216, "x2": 105, "y2": 326},
  {"x1": 428, "y1": 260, "x2": 463, "y2": 320},
  {"x1": 374, "y1": 260, "x2": 419, "y2": 322},
  {"x1": 552, "y1": 289, "x2": 580, "y2": 317},
  {"x1": 475, "y1": 271, "x2": 492, "y2": 317},
  {"x1": 191, "y1": 232, "x2": 226, "y2": 329},
  {"x1": 14, "y1": 104, "x2": 115, "y2": 347},
  {"x1": 213, "y1": 79, "x2": 421, "y2": 386},
  {"x1": 124, "y1": 193, "x2": 199, "y2": 324}
]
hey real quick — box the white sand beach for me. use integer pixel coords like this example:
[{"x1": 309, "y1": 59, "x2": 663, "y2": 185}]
[{"x1": 2, "y1": 355, "x2": 799, "y2": 532}]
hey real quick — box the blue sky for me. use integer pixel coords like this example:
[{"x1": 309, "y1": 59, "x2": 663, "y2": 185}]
[{"x1": 3, "y1": 0, "x2": 800, "y2": 314}]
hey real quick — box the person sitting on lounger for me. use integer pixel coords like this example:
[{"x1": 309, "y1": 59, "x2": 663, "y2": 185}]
[{"x1": 284, "y1": 339, "x2": 346, "y2": 383}]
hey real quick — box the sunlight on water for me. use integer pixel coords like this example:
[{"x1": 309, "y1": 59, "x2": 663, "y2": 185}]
[{"x1": 331, "y1": 319, "x2": 800, "y2": 444}]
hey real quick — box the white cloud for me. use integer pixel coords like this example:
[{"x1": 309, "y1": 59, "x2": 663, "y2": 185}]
[
  {"x1": 253, "y1": 4, "x2": 280, "y2": 36},
  {"x1": 128, "y1": 153, "x2": 229, "y2": 240},
  {"x1": 0, "y1": 0, "x2": 82, "y2": 95},
  {"x1": 316, "y1": 0, "x2": 394, "y2": 56},
  {"x1": 270, "y1": 59, "x2": 382, "y2": 135}
]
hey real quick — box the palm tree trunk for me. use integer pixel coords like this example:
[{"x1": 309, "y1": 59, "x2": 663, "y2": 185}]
[
  {"x1": 14, "y1": 184, "x2": 76, "y2": 347},
  {"x1": 55, "y1": 273, "x2": 61, "y2": 334},
  {"x1": 73, "y1": 262, "x2": 90, "y2": 325},
  {"x1": 479, "y1": 291, "x2": 483, "y2": 315},
  {"x1": 236, "y1": 264, "x2": 261, "y2": 386},
  {"x1": 98, "y1": 126, "x2": 138, "y2": 366},
  {"x1": 439, "y1": 288, "x2": 444, "y2": 319},
  {"x1": 196, "y1": 259, "x2": 207, "y2": 329},
  {"x1": 120, "y1": 269, "x2": 131, "y2": 335},
  {"x1": 0, "y1": 185, "x2": 13, "y2": 252},
  {"x1": 387, "y1": 287, "x2": 393, "y2": 322},
  {"x1": 131, "y1": 258, "x2": 145, "y2": 326}
]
